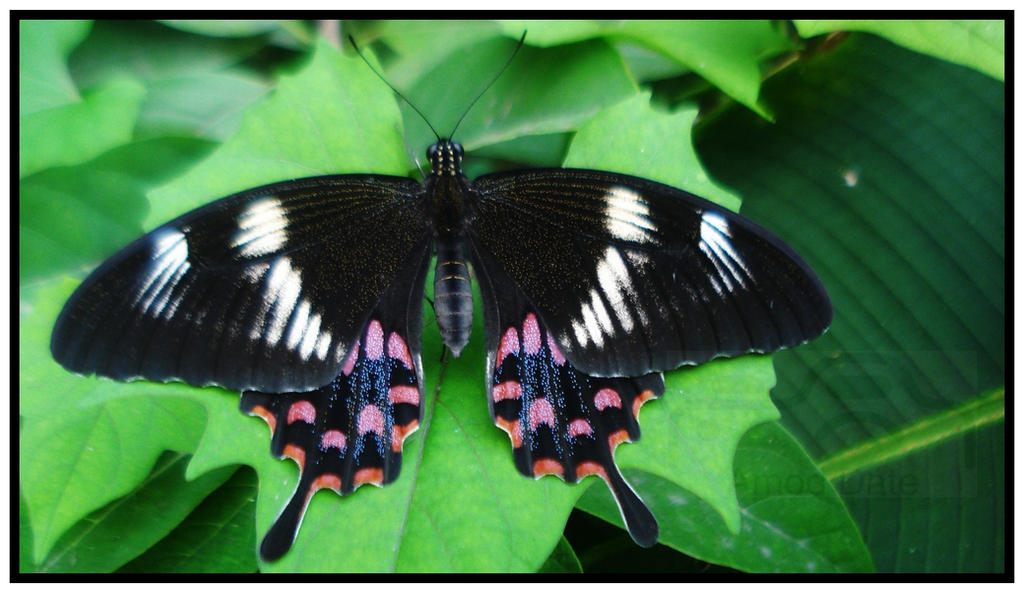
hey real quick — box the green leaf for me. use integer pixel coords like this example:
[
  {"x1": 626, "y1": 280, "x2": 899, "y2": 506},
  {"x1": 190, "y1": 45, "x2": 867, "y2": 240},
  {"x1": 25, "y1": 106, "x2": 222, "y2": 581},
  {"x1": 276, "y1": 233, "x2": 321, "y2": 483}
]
[
  {"x1": 159, "y1": 19, "x2": 287, "y2": 38},
  {"x1": 19, "y1": 19, "x2": 92, "y2": 115},
  {"x1": 147, "y1": 39, "x2": 409, "y2": 226},
  {"x1": 496, "y1": 19, "x2": 619, "y2": 46},
  {"x1": 793, "y1": 19, "x2": 1004, "y2": 81},
  {"x1": 398, "y1": 35, "x2": 637, "y2": 153},
  {"x1": 565, "y1": 92, "x2": 739, "y2": 211},
  {"x1": 617, "y1": 20, "x2": 794, "y2": 118},
  {"x1": 579, "y1": 422, "x2": 872, "y2": 572},
  {"x1": 69, "y1": 20, "x2": 265, "y2": 89},
  {"x1": 67, "y1": 20, "x2": 273, "y2": 142},
  {"x1": 19, "y1": 137, "x2": 216, "y2": 284},
  {"x1": 19, "y1": 279, "x2": 219, "y2": 562},
  {"x1": 30, "y1": 454, "x2": 235, "y2": 573},
  {"x1": 19, "y1": 76, "x2": 146, "y2": 178},
  {"x1": 696, "y1": 32, "x2": 1004, "y2": 572},
  {"x1": 540, "y1": 536, "x2": 584, "y2": 573},
  {"x1": 362, "y1": 20, "x2": 504, "y2": 90},
  {"x1": 119, "y1": 466, "x2": 258, "y2": 573},
  {"x1": 136, "y1": 72, "x2": 271, "y2": 142},
  {"x1": 819, "y1": 388, "x2": 1004, "y2": 480}
]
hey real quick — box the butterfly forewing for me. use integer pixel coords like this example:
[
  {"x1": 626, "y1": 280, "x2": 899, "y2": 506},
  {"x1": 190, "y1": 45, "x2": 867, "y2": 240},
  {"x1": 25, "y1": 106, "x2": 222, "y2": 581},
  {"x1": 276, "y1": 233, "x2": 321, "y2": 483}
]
[
  {"x1": 51, "y1": 175, "x2": 430, "y2": 393},
  {"x1": 467, "y1": 168, "x2": 833, "y2": 378}
]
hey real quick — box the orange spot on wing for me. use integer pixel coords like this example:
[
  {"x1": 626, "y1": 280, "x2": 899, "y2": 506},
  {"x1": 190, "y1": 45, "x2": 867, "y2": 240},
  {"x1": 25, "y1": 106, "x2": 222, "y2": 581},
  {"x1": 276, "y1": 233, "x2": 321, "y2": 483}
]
[
  {"x1": 608, "y1": 429, "x2": 631, "y2": 451},
  {"x1": 496, "y1": 417, "x2": 523, "y2": 448},
  {"x1": 632, "y1": 389, "x2": 656, "y2": 418},
  {"x1": 354, "y1": 467, "x2": 383, "y2": 486},
  {"x1": 576, "y1": 461, "x2": 608, "y2": 480},
  {"x1": 391, "y1": 420, "x2": 420, "y2": 452},
  {"x1": 533, "y1": 458, "x2": 565, "y2": 477},
  {"x1": 249, "y1": 404, "x2": 276, "y2": 434},
  {"x1": 312, "y1": 473, "x2": 341, "y2": 492},
  {"x1": 283, "y1": 444, "x2": 305, "y2": 470}
]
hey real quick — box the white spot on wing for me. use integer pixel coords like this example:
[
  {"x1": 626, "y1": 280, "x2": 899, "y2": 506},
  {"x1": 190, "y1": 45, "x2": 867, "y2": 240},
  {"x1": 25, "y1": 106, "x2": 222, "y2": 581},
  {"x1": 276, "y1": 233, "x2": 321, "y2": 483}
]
[
  {"x1": 253, "y1": 256, "x2": 333, "y2": 360},
  {"x1": 232, "y1": 197, "x2": 288, "y2": 258},
  {"x1": 699, "y1": 211, "x2": 752, "y2": 293},
  {"x1": 579, "y1": 300, "x2": 604, "y2": 348},
  {"x1": 603, "y1": 186, "x2": 658, "y2": 244},
  {"x1": 594, "y1": 246, "x2": 638, "y2": 332},
  {"x1": 134, "y1": 229, "x2": 191, "y2": 319}
]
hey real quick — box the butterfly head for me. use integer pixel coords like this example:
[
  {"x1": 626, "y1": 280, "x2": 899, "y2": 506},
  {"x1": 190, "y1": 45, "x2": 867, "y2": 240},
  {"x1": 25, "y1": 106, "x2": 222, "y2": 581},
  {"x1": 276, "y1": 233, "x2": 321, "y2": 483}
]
[{"x1": 427, "y1": 139, "x2": 464, "y2": 177}]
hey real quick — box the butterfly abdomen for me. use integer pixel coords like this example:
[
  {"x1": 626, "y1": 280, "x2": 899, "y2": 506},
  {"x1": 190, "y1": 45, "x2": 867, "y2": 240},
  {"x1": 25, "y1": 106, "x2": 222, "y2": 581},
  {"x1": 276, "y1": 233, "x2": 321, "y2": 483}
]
[{"x1": 433, "y1": 235, "x2": 473, "y2": 356}]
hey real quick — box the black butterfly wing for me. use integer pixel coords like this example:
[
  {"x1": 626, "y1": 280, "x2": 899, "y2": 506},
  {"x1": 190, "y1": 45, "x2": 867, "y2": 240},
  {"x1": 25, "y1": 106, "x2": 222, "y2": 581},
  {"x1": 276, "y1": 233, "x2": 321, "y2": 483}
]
[
  {"x1": 51, "y1": 175, "x2": 431, "y2": 393},
  {"x1": 470, "y1": 242, "x2": 665, "y2": 546},
  {"x1": 240, "y1": 242, "x2": 430, "y2": 561},
  {"x1": 468, "y1": 168, "x2": 832, "y2": 378}
]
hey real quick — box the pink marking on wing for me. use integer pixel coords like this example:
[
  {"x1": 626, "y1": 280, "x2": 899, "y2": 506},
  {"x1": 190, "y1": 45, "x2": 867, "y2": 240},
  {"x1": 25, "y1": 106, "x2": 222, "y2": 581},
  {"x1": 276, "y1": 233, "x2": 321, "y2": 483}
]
[
  {"x1": 594, "y1": 388, "x2": 623, "y2": 411},
  {"x1": 387, "y1": 331, "x2": 414, "y2": 369},
  {"x1": 546, "y1": 332, "x2": 566, "y2": 365},
  {"x1": 357, "y1": 404, "x2": 385, "y2": 436},
  {"x1": 492, "y1": 380, "x2": 522, "y2": 402},
  {"x1": 365, "y1": 320, "x2": 384, "y2": 359},
  {"x1": 321, "y1": 429, "x2": 346, "y2": 450},
  {"x1": 389, "y1": 385, "x2": 420, "y2": 405},
  {"x1": 341, "y1": 341, "x2": 359, "y2": 376},
  {"x1": 495, "y1": 327, "x2": 520, "y2": 369},
  {"x1": 568, "y1": 418, "x2": 593, "y2": 438},
  {"x1": 287, "y1": 400, "x2": 316, "y2": 424},
  {"x1": 522, "y1": 313, "x2": 542, "y2": 354},
  {"x1": 528, "y1": 397, "x2": 556, "y2": 430}
]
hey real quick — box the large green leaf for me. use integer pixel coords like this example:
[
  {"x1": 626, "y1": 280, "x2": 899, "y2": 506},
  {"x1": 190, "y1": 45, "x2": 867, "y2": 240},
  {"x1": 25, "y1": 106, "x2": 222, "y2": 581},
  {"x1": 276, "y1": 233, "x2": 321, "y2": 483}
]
[
  {"x1": 29, "y1": 453, "x2": 235, "y2": 573},
  {"x1": 19, "y1": 280, "x2": 220, "y2": 564},
  {"x1": 497, "y1": 19, "x2": 794, "y2": 117},
  {"x1": 19, "y1": 76, "x2": 145, "y2": 178},
  {"x1": 19, "y1": 137, "x2": 215, "y2": 284},
  {"x1": 19, "y1": 19, "x2": 92, "y2": 115},
  {"x1": 578, "y1": 421, "x2": 873, "y2": 572},
  {"x1": 794, "y1": 19, "x2": 1004, "y2": 81},
  {"x1": 68, "y1": 20, "x2": 272, "y2": 143},
  {"x1": 147, "y1": 39, "x2": 408, "y2": 225},
  {"x1": 396, "y1": 35, "x2": 636, "y2": 154},
  {"x1": 696, "y1": 33, "x2": 1004, "y2": 572},
  {"x1": 119, "y1": 467, "x2": 258, "y2": 573}
]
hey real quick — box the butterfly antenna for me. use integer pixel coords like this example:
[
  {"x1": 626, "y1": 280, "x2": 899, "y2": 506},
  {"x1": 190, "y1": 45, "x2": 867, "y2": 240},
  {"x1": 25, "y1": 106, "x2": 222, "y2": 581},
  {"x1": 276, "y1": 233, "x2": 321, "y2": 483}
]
[
  {"x1": 448, "y1": 30, "x2": 527, "y2": 139},
  {"x1": 347, "y1": 34, "x2": 441, "y2": 141}
]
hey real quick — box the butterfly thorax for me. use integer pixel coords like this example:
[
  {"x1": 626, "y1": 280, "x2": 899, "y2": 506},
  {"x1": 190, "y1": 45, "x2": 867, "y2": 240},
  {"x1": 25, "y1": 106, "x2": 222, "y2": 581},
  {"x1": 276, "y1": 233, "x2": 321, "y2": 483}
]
[{"x1": 426, "y1": 139, "x2": 473, "y2": 357}]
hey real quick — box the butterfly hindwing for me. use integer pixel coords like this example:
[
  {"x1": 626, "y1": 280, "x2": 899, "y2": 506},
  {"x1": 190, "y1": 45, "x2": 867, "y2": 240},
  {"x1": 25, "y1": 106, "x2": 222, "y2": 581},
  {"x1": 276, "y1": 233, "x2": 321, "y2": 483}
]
[
  {"x1": 468, "y1": 168, "x2": 833, "y2": 378},
  {"x1": 240, "y1": 245, "x2": 430, "y2": 560},
  {"x1": 472, "y1": 242, "x2": 665, "y2": 546},
  {"x1": 50, "y1": 175, "x2": 430, "y2": 393}
]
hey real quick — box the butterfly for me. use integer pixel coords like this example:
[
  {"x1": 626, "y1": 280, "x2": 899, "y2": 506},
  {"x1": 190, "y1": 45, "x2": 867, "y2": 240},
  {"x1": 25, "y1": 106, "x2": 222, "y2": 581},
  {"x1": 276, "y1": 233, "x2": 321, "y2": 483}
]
[{"x1": 49, "y1": 37, "x2": 832, "y2": 562}]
